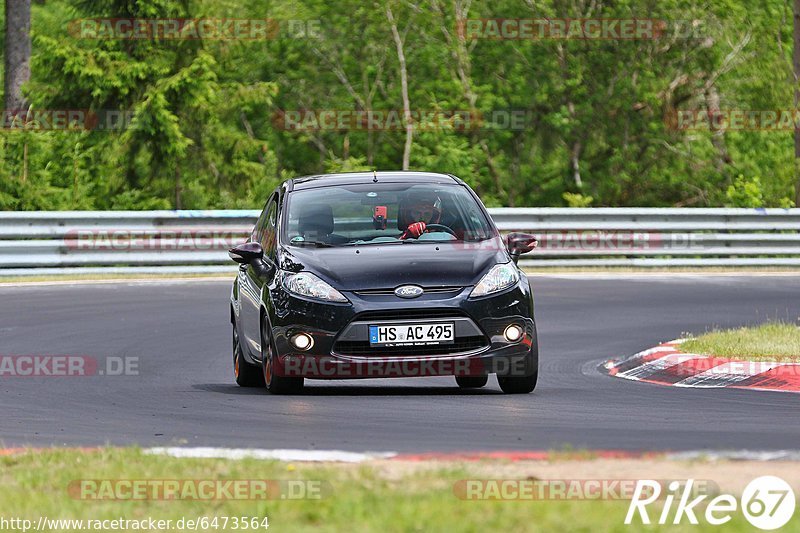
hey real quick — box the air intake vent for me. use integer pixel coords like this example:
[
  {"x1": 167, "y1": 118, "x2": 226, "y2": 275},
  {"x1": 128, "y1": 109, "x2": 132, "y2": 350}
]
[{"x1": 351, "y1": 308, "x2": 468, "y2": 322}]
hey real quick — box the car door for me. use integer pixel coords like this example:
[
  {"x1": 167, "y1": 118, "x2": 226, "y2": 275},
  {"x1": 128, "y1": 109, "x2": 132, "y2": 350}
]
[{"x1": 240, "y1": 193, "x2": 279, "y2": 359}]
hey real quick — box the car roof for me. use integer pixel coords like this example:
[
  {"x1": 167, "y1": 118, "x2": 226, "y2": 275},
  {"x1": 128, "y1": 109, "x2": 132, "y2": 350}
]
[{"x1": 287, "y1": 171, "x2": 461, "y2": 191}]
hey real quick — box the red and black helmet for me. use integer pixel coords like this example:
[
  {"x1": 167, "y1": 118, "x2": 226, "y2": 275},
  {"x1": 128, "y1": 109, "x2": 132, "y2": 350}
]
[{"x1": 397, "y1": 190, "x2": 442, "y2": 229}]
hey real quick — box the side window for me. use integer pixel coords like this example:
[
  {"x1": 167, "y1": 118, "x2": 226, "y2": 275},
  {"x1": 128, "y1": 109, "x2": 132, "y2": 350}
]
[
  {"x1": 260, "y1": 196, "x2": 278, "y2": 259},
  {"x1": 251, "y1": 199, "x2": 271, "y2": 243}
]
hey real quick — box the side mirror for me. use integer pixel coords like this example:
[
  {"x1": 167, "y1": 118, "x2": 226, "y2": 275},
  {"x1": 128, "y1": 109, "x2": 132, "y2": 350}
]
[
  {"x1": 506, "y1": 233, "x2": 538, "y2": 264},
  {"x1": 229, "y1": 242, "x2": 264, "y2": 264}
]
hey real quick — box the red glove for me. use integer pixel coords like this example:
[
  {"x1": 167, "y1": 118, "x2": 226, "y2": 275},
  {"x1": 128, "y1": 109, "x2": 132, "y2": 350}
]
[{"x1": 401, "y1": 221, "x2": 427, "y2": 239}]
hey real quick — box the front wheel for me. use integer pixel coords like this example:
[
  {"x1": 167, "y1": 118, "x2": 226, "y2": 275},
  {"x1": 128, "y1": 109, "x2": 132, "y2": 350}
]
[
  {"x1": 262, "y1": 320, "x2": 304, "y2": 395},
  {"x1": 497, "y1": 372, "x2": 538, "y2": 394},
  {"x1": 233, "y1": 323, "x2": 264, "y2": 387}
]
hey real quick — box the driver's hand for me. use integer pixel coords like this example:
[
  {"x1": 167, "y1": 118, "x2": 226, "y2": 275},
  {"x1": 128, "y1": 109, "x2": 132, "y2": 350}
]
[{"x1": 406, "y1": 221, "x2": 427, "y2": 238}]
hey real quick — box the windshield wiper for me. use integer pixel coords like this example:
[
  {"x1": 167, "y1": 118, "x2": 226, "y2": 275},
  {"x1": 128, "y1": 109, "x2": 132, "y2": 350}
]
[
  {"x1": 399, "y1": 238, "x2": 455, "y2": 243},
  {"x1": 344, "y1": 239, "x2": 452, "y2": 246},
  {"x1": 289, "y1": 240, "x2": 335, "y2": 248},
  {"x1": 343, "y1": 240, "x2": 404, "y2": 246}
]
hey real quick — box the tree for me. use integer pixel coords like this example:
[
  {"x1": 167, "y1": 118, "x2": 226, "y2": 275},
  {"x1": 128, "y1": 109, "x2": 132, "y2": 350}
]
[
  {"x1": 4, "y1": 0, "x2": 31, "y2": 110},
  {"x1": 386, "y1": 4, "x2": 412, "y2": 170},
  {"x1": 2, "y1": 0, "x2": 797, "y2": 210}
]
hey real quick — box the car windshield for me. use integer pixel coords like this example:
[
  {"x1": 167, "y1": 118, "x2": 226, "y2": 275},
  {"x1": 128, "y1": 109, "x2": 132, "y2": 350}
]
[{"x1": 283, "y1": 183, "x2": 495, "y2": 247}]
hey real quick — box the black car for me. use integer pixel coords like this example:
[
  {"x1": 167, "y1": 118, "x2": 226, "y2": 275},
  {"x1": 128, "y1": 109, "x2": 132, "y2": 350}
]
[{"x1": 229, "y1": 171, "x2": 539, "y2": 394}]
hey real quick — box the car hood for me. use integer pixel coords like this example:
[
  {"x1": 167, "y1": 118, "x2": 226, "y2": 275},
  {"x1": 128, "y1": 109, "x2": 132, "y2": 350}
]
[{"x1": 278, "y1": 238, "x2": 509, "y2": 291}]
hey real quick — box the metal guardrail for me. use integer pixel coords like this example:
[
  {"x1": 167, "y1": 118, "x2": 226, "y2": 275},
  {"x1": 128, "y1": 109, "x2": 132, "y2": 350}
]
[{"x1": 0, "y1": 208, "x2": 799, "y2": 274}]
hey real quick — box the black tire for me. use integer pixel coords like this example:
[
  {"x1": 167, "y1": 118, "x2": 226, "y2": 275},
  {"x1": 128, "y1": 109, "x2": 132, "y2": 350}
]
[
  {"x1": 233, "y1": 323, "x2": 264, "y2": 387},
  {"x1": 497, "y1": 371, "x2": 538, "y2": 394},
  {"x1": 261, "y1": 319, "x2": 304, "y2": 395},
  {"x1": 455, "y1": 375, "x2": 488, "y2": 388}
]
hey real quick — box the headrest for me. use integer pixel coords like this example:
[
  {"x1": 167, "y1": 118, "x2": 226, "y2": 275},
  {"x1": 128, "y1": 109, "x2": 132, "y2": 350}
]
[{"x1": 298, "y1": 204, "x2": 334, "y2": 236}]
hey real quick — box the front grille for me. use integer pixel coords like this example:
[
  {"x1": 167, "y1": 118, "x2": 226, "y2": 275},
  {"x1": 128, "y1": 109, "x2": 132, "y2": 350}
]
[
  {"x1": 353, "y1": 308, "x2": 467, "y2": 321},
  {"x1": 333, "y1": 335, "x2": 487, "y2": 356},
  {"x1": 353, "y1": 286, "x2": 463, "y2": 296}
]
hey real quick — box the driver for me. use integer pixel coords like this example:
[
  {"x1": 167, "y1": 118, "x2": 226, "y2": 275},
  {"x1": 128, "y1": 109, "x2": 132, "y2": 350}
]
[{"x1": 398, "y1": 190, "x2": 442, "y2": 239}]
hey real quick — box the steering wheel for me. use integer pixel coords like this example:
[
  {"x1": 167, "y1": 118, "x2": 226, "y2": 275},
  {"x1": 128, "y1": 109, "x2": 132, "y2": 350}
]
[{"x1": 424, "y1": 223, "x2": 458, "y2": 237}]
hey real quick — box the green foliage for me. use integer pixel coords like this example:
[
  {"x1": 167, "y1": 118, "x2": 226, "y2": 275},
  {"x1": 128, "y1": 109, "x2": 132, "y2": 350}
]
[
  {"x1": 725, "y1": 174, "x2": 796, "y2": 208},
  {"x1": 562, "y1": 192, "x2": 594, "y2": 208},
  {"x1": 725, "y1": 174, "x2": 765, "y2": 207},
  {"x1": 0, "y1": 0, "x2": 798, "y2": 209},
  {"x1": 324, "y1": 155, "x2": 372, "y2": 174}
]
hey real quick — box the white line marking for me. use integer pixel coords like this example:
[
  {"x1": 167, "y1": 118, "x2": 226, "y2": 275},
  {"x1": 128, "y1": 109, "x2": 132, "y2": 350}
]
[
  {"x1": 618, "y1": 353, "x2": 701, "y2": 380},
  {"x1": 667, "y1": 450, "x2": 800, "y2": 462},
  {"x1": 605, "y1": 345, "x2": 681, "y2": 373},
  {"x1": 675, "y1": 361, "x2": 784, "y2": 388},
  {"x1": 144, "y1": 447, "x2": 397, "y2": 463}
]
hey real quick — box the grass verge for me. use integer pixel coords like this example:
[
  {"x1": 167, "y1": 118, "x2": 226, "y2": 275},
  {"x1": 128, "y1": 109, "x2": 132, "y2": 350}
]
[
  {"x1": 682, "y1": 322, "x2": 800, "y2": 361},
  {"x1": 0, "y1": 448, "x2": 780, "y2": 532}
]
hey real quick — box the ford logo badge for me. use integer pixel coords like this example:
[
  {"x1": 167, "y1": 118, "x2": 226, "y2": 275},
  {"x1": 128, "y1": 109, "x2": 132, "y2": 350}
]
[{"x1": 394, "y1": 285, "x2": 424, "y2": 299}]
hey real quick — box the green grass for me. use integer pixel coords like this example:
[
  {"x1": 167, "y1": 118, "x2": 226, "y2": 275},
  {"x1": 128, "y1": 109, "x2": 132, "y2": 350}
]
[
  {"x1": 682, "y1": 322, "x2": 800, "y2": 361},
  {"x1": 0, "y1": 448, "x2": 780, "y2": 532}
]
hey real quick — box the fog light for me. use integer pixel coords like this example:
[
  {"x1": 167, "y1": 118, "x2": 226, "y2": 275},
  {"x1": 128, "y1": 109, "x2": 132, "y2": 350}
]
[
  {"x1": 504, "y1": 324, "x2": 523, "y2": 342},
  {"x1": 291, "y1": 333, "x2": 314, "y2": 351}
]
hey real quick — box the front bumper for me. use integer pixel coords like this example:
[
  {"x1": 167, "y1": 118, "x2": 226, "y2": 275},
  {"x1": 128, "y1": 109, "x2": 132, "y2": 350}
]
[{"x1": 267, "y1": 279, "x2": 537, "y2": 379}]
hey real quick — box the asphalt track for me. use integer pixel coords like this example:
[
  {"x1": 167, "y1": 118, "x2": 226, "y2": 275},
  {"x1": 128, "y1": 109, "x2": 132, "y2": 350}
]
[{"x1": 1, "y1": 275, "x2": 800, "y2": 452}]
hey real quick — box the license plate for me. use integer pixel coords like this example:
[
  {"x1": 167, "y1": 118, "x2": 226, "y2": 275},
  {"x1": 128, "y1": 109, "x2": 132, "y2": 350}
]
[{"x1": 369, "y1": 322, "x2": 455, "y2": 347}]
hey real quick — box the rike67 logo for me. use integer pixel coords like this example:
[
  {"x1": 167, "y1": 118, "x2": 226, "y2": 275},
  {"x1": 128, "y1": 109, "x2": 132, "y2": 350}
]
[{"x1": 626, "y1": 476, "x2": 796, "y2": 530}]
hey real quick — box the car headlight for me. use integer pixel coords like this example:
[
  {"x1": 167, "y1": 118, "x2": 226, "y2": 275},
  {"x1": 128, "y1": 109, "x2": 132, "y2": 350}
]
[
  {"x1": 470, "y1": 263, "x2": 519, "y2": 298},
  {"x1": 283, "y1": 272, "x2": 349, "y2": 303}
]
